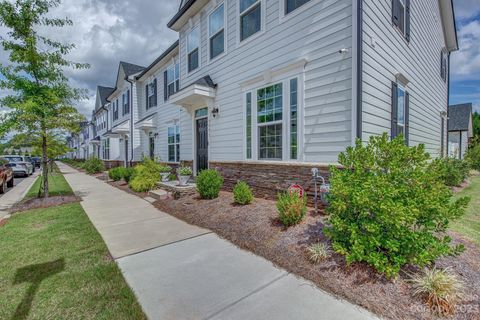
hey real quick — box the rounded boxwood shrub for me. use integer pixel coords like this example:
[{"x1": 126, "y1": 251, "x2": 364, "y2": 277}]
[
  {"x1": 233, "y1": 181, "x2": 254, "y2": 205},
  {"x1": 108, "y1": 167, "x2": 125, "y2": 181},
  {"x1": 128, "y1": 161, "x2": 161, "y2": 192},
  {"x1": 82, "y1": 158, "x2": 105, "y2": 174},
  {"x1": 325, "y1": 134, "x2": 470, "y2": 278},
  {"x1": 277, "y1": 191, "x2": 307, "y2": 227},
  {"x1": 196, "y1": 169, "x2": 223, "y2": 199},
  {"x1": 123, "y1": 167, "x2": 135, "y2": 183},
  {"x1": 430, "y1": 157, "x2": 469, "y2": 186}
]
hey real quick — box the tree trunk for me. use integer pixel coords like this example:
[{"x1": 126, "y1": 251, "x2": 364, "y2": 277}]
[{"x1": 42, "y1": 134, "x2": 49, "y2": 198}]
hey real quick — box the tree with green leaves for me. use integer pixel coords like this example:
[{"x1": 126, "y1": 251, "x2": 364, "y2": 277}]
[
  {"x1": 473, "y1": 112, "x2": 480, "y2": 138},
  {"x1": 0, "y1": 0, "x2": 88, "y2": 197}
]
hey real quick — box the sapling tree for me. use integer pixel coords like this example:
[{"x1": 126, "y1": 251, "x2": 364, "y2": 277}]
[{"x1": 0, "y1": 0, "x2": 88, "y2": 197}]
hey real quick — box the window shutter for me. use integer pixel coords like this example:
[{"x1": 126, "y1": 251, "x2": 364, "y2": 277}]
[
  {"x1": 392, "y1": 0, "x2": 399, "y2": 27},
  {"x1": 391, "y1": 81, "x2": 398, "y2": 139},
  {"x1": 405, "y1": 91, "x2": 410, "y2": 146},
  {"x1": 405, "y1": 0, "x2": 411, "y2": 42},
  {"x1": 145, "y1": 84, "x2": 149, "y2": 109},
  {"x1": 153, "y1": 78, "x2": 158, "y2": 106},
  {"x1": 163, "y1": 71, "x2": 168, "y2": 101},
  {"x1": 127, "y1": 90, "x2": 130, "y2": 113}
]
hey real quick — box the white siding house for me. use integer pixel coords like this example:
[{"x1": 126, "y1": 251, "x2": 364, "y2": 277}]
[{"x1": 448, "y1": 103, "x2": 473, "y2": 159}]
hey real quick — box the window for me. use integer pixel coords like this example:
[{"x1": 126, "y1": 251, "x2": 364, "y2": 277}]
[
  {"x1": 166, "y1": 63, "x2": 180, "y2": 98},
  {"x1": 168, "y1": 125, "x2": 180, "y2": 162},
  {"x1": 102, "y1": 138, "x2": 110, "y2": 159},
  {"x1": 240, "y1": 0, "x2": 261, "y2": 41},
  {"x1": 187, "y1": 27, "x2": 200, "y2": 73},
  {"x1": 440, "y1": 50, "x2": 448, "y2": 82},
  {"x1": 146, "y1": 80, "x2": 157, "y2": 110},
  {"x1": 246, "y1": 92, "x2": 252, "y2": 159},
  {"x1": 392, "y1": 0, "x2": 410, "y2": 41},
  {"x1": 209, "y1": 4, "x2": 225, "y2": 59},
  {"x1": 122, "y1": 90, "x2": 130, "y2": 115},
  {"x1": 113, "y1": 100, "x2": 119, "y2": 121},
  {"x1": 257, "y1": 83, "x2": 283, "y2": 159},
  {"x1": 391, "y1": 82, "x2": 409, "y2": 143},
  {"x1": 290, "y1": 78, "x2": 298, "y2": 159},
  {"x1": 285, "y1": 0, "x2": 310, "y2": 14},
  {"x1": 149, "y1": 135, "x2": 155, "y2": 160}
]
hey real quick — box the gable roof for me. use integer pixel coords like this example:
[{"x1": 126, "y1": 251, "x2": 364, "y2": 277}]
[
  {"x1": 168, "y1": 0, "x2": 210, "y2": 31},
  {"x1": 120, "y1": 61, "x2": 146, "y2": 76},
  {"x1": 136, "y1": 40, "x2": 180, "y2": 80},
  {"x1": 448, "y1": 103, "x2": 472, "y2": 131},
  {"x1": 97, "y1": 86, "x2": 115, "y2": 106}
]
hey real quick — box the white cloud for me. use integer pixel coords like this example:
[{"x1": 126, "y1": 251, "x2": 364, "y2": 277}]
[
  {"x1": 450, "y1": 19, "x2": 480, "y2": 81},
  {"x1": 453, "y1": 0, "x2": 480, "y2": 20}
]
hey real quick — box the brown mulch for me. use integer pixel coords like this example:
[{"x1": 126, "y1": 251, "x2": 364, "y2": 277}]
[
  {"x1": 10, "y1": 195, "x2": 81, "y2": 213},
  {"x1": 154, "y1": 191, "x2": 480, "y2": 320},
  {"x1": 106, "y1": 180, "x2": 149, "y2": 199}
]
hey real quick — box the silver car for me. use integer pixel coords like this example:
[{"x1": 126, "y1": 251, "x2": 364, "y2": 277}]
[{"x1": 2, "y1": 155, "x2": 34, "y2": 177}]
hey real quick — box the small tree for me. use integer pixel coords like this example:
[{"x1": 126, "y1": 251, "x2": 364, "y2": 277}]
[
  {"x1": 325, "y1": 134, "x2": 470, "y2": 278},
  {"x1": 0, "y1": 0, "x2": 88, "y2": 197}
]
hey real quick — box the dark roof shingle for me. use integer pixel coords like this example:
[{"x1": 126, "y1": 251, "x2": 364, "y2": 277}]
[
  {"x1": 97, "y1": 86, "x2": 115, "y2": 107},
  {"x1": 120, "y1": 61, "x2": 145, "y2": 76},
  {"x1": 448, "y1": 103, "x2": 472, "y2": 131}
]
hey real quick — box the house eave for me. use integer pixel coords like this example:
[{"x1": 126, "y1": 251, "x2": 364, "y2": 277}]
[
  {"x1": 167, "y1": 0, "x2": 209, "y2": 31},
  {"x1": 439, "y1": 0, "x2": 459, "y2": 52}
]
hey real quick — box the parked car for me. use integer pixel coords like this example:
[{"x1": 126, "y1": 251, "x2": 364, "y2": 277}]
[
  {"x1": 1, "y1": 155, "x2": 34, "y2": 177},
  {"x1": 0, "y1": 158, "x2": 14, "y2": 193},
  {"x1": 31, "y1": 157, "x2": 41, "y2": 168}
]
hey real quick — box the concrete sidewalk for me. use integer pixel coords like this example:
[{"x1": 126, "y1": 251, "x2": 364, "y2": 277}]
[
  {"x1": 57, "y1": 162, "x2": 378, "y2": 320},
  {"x1": 0, "y1": 172, "x2": 39, "y2": 220}
]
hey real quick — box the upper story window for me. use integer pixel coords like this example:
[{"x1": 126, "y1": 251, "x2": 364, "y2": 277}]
[
  {"x1": 285, "y1": 0, "x2": 310, "y2": 15},
  {"x1": 440, "y1": 49, "x2": 448, "y2": 82},
  {"x1": 187, "y1": 27, "x2": 200, "y2": 73},
  {"x1": 391, "y1": 81, "x2": 410, "y2": 144},
  {"x1": 209, "y1": 4, "x2": 225, "y2": 59},
  {"x1": 165, "y1": 62, "x2": 180, "y2": 100},
  {"x1": 122, "y1": 90, "x2": 130, "y2": 116},
  {"x1": 392, "y1": 0, "x2": 410, "y2": 41},
  {"x1": 146, "y1": 79, "x2": 157, "y2": 110},
  {"x1": 113, "y1": 100, "x2": 119, "y2": 121},
  {"x1": 240, "y1": 0, "x2": 261, "y2": 41}
]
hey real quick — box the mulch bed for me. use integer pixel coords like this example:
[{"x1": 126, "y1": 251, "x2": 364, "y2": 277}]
[
  {"x1": 10, "y1": 195, "x2": 81, "y2": 213},
  {"x1": 154, "y1": 191, "x2": 480, "y2": 320},
  {"x1": 106, "y1": 180, "x2": 149, "y2": 199}
]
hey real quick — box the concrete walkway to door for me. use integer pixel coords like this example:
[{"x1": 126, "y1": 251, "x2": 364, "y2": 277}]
[{"x1": 56, "y1": 162, "x2": 378, "y2": 320}]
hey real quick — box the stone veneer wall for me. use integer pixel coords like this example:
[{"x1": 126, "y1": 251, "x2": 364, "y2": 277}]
[{"x1": 209, "y1": 161, "x2": 332, "y2": 205}]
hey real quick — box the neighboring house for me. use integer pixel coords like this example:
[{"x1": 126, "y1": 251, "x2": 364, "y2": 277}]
[
  {"x1": 448, "y1": 103, "x2": 473, "y2": 159},
  {"x1": 106, "y1": 62, "x2": 145, "y2": 167},
  {"x1": 68, "y1": 0, "x2": 458, "y2": 199}
]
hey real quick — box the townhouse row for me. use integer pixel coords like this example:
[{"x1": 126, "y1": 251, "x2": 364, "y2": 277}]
[{"x1": 66, "y1": 0, "x2": 458, "y2": 197}]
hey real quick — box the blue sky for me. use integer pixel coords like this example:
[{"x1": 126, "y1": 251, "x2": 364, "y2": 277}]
[{"x1": 450, "y1": 1, "x2": 480, "y2": 113}]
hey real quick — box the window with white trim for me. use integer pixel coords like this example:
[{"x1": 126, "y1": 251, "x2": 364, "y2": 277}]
[
  {"x1": 392, "y1": 0, "x2": 410, "y2": 41},
  {"x1": 285, "y1": 0, "x2": 310, "y2": 15},
  {"x1": 113, "y1": 100, "x2": 119, "y2": 120},
  {"x1": 246, "y1": 92, "x2": 252, "y2": 159},
  {"x1": 440, "y1": 49, "x2": 448, "y2": 82},
  {"x1": 187, "y1": 27, "x2": 200, "y2": 73},
  {"x1": 209, "y1": 4, "x2": 225, "y2": 59},
  {"x1": 168, "y1": 125, "x2": 180, "y2": 162},
  {"x1": 102, "y1": 138, "x2": 110, "y2": 159},
  {"x1": 167, "y1": 63, "x2": 180, "y2": 97},
  {"x1": 240, "y1": 0, "x2": 261, "y2": 41},
  {"x1": 122, "y1": 90, "x2": 130, "y2": 116},
  {"x1": 146, "y1": 80, "x2": 157, "y2": 110},
  {"x1": 391, "y1": 81, "x2": 409, "y2": 143}
]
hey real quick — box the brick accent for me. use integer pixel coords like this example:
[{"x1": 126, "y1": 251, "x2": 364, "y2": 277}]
[
  {"x1": 103, "y1": 160, "x2": 124, "y2": 169},
  {"x1": 209, "y1": 161, "x2": 331, "y2": 205}
]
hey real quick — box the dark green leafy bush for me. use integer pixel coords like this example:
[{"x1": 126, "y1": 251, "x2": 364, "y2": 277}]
[
  {"x1": 196, "y1": 169, "x2": 223, "y2": 199},
  {"x1": 276, "y1": 191, "x2": 307, "y2": 227},
  {"x1": 108, "y1": 167, "x2": 125, "y2": 181},
  {"x1": 325, "y1": 134, "x2": 469, "y2": 278},
  {"x1": 465, "y1": 141, "x2": 480, "y2": 171},
  {"x1": 128, "y1": 159, "x2": 161, "y2": 192},
  {"x1": 430, "y1": 158, "x2": 469, "y2": 186},
  {"x1": 123, "y1": 167, "x2": 135, "y2": 183},
  {"x1": 233, "y1": 181, "x2": 253, "y2": 205},
  {"x1": 82, "y1": 158, "x2": 105, "y2": 174}
]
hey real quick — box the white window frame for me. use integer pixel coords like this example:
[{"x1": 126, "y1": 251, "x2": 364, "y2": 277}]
[
  {"x1": 396, "y1": 84, "x2": 406, "y2": 136},
  {"x1": 186, "y1": 26, "x2": 200, "y2": 74},
  {"x1": 238, "y1": 0, "x2": 265, "y2": 45},
  {"x1": 146, "y1": 80, "x2": 156, "y2": 110},
  {"x1": 279, "y1": 0, "x2": 317, "y2": 22},
  {"x1": 167, "y1": 125, "x2": 180, "y2": 163},
  {"x1": 167, "y1": 62, "x2": 180, "y2": 97},
  {"x1": 243, "y1": 74, "x2": 303, "y2": 162},
  {"x1": 208, "y1": 2, "x2": 226, "y2": 62},
  {"x1": 122, "y1": 90, "x2": 130, "y2": 116}
]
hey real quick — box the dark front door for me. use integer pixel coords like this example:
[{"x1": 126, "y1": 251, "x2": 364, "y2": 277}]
[{"x1": 196, "y1": 117, "x2": 208, "y2": 173}]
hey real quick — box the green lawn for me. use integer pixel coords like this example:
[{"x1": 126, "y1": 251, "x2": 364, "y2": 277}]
[
  {"x1": 25, "y1": 168, "x2": 73, "y2": 199},
  {"x1": 0, "y1": 169, "x2": 146, "y2": 319},
  {"x1": 452, "y1": 175, "x2": 480, "y2": 246}
]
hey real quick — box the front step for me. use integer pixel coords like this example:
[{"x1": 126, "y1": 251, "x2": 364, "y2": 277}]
[{"x1": 148, "y1": 189, "x2": 169, "y2": 201}]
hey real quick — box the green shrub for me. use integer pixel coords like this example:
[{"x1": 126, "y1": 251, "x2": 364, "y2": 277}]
[
  {"x1": 233, "y1": 181, "x2": 253, "y2": 205},
  {"x1": 82, "y1": 158, "x2": 105, "y2": 174},
  {"x1": 123, "y1": 167, "x2": 135, "y2": 183},
  {"x1": 159, "y1": 165, "x2": 172, "y2": 173},
  {"x1": 168, "y1": 173, "x2": 177, "y2": 181},
  {"x1": 178, "y1": 166, "x2": 192, "y2": 176},
  {"x1": 430, "y1": 158, "x2": 469, "y2": 186},
  {"x1": 465, "y1": 142, "x2": 480, "y2": 171},
  {"x1": 196, "y1": 169, "x2": 223, "y2": 199},
  {"x1": 306, "y1": 243, "x2": 331, "y2": 264},
  {"x1": 277, "y1": 191, "x2": 307, "y2": 227},
  {"x1": 108, "y1": 167, "x2": 125, "y2": 181},
  {"x1": 128, "y1": 164, "x2": 159, "y2": 192},
  {"x1": 325, "y1": 134, "x2": 469, "y2": 278}
]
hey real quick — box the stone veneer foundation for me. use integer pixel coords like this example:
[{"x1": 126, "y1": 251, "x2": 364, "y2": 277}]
[{"x1": 209, "y1": 161, "x2": 333, "y2": 205}]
